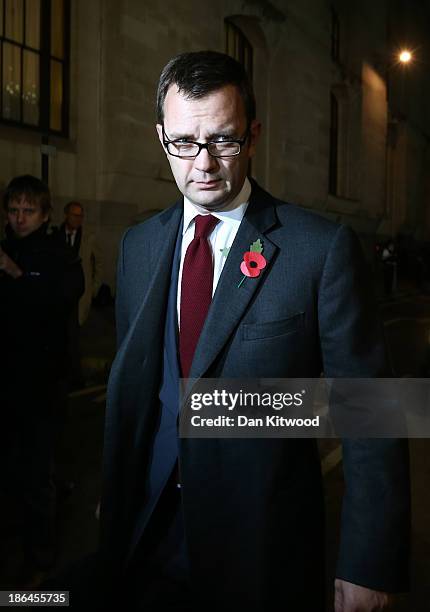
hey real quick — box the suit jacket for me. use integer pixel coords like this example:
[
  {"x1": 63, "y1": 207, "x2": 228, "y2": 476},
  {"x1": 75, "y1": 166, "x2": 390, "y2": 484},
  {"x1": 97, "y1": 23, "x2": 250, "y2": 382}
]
[
  {"x1": 100, "y1": 181, "x2": 410, "y2": 610},
  {"x1": 57, "y1": 223, "x2": 102, "y2": 325}
]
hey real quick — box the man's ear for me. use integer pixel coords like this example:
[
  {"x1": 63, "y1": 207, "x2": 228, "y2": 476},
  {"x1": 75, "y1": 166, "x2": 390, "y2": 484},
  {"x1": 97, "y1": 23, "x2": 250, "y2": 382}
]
[
  {"x1": 248, "y1": 119, "x2": 262, "y2": 158},
  {"x1": 156, "y1": 124, "x2": 165, "y2": 149}
]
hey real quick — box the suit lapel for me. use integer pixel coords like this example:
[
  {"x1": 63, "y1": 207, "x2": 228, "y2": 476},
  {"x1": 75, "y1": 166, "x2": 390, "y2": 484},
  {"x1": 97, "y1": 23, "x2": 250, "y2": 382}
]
[
  {"x1": 188, "y1": 185, "x2": 279, "y2": 379},
  {"x1": 120, "y1": 202, "x2": 183, "y2": 368},
  {"x1": 148, "y1": 200, "x2": 183, "y2": 307}
]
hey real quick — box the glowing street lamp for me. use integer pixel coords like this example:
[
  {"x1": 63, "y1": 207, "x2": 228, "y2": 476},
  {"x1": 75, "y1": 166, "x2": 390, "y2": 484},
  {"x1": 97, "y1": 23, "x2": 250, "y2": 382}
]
[{"x1": 399, "y1": 50, "x2": 412, "y2": 64}]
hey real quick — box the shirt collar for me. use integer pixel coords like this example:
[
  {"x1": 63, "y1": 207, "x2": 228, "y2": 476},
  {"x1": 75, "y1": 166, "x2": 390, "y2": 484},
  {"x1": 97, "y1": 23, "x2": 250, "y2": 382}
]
[{"x1": 182, "y1": 177, "x2": 251, "y2": 235}]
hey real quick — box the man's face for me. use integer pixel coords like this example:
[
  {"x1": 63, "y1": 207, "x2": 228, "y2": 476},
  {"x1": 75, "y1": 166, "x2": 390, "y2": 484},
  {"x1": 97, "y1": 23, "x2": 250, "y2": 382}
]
[
  {"x1": 65, "y1": 204, "x2": 84, "y2": 231},
  {"x1": 7, "y1": 197, "x2": 48, "y2": 239},
  {"x1": 157, "y1": 84, "x2": 260, "y2": 211}
]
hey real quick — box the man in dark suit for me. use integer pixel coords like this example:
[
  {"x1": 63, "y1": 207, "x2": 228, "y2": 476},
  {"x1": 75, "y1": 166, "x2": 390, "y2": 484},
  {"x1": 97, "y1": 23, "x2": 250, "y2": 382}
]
[
  {"x1": 53, "y1": 201, "x2": 102, "y2": 391},
  {"x1": 57, "y1": 201, "x2": 102, "y2": 326},
  {"x1": 0, "y1": 175, "x2": 84, "y2": 587},
  {"x1": 99, "y1": 51, "x2": 409, "y2": 611}
]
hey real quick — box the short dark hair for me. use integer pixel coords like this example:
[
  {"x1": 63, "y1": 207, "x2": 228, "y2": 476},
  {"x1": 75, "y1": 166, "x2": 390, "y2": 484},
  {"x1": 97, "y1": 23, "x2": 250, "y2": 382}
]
[
  {"x1": 64, "y1": 201, "x2": 83, "y2": 214},
  {"x1": 3, "y1": 174, "x2": 51, "y2": 214},
  {"x1": 156, "y1": 51, "x2": 256, "y2": 125}
]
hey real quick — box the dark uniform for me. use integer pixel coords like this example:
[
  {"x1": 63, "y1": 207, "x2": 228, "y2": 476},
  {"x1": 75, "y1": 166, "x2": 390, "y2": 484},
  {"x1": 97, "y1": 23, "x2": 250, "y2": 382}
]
[{"x1": 0, "y1": 221, "x2": 84, "y2": 575}]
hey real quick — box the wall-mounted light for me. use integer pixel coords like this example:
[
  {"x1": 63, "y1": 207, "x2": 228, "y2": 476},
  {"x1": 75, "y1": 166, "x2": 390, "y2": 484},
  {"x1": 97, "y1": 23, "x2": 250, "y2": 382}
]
[{"x1": 399, "y1": 50, "x2": 412, "y2": 64}]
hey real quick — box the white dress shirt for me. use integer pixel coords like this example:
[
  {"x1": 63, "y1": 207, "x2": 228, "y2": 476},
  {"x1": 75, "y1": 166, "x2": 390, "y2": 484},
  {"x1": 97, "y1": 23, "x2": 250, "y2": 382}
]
[
  {"x1": 66, "y1": 229, "x2": 77, "y2": 247},
  {"x1": 177, "y1": 177, "x2": 251, "y2": 327}
]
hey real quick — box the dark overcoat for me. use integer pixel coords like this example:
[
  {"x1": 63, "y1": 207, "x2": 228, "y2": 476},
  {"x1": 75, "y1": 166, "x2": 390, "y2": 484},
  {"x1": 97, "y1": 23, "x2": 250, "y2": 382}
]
[{"x1": 100, "y1": 182, "x2": 410, "y2": 610}]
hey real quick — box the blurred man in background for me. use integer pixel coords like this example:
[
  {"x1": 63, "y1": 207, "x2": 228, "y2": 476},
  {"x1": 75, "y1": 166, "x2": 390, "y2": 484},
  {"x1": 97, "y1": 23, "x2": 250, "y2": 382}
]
[
  {"x1": 0, "y1": 175, "x2": 84, "y2": 587},
  {"x1": 55, "y1": 201, "x2": 102, "y2": 388}
]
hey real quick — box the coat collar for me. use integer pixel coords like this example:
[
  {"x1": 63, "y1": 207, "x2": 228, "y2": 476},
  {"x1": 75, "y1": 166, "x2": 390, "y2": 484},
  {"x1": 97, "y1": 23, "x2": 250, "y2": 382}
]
[{"x1": 126, "y1": 200, "x2": 183, "y2": 345}]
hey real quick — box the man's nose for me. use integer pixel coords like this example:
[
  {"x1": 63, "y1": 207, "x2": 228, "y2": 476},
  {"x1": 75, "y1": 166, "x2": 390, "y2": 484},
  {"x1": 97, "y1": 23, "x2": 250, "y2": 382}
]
[
  {"x1": 16, "y1": 211, "x2": 25, "y2": 223},
  {"x1": 194, "y1": 148, "x2": 219, "y2": 173}
]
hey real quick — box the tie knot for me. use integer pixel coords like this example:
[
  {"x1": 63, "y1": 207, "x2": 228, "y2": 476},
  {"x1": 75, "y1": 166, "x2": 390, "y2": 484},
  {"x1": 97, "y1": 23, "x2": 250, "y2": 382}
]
[{"x1": 194, "y1": 214, "x2": 219, "y2": 239}]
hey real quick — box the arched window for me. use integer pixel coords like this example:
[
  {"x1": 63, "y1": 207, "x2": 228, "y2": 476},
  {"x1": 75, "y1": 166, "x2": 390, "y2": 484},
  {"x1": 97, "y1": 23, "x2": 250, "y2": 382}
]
[
  {"x1": 225, "y1": 19, "x2": 253, "y2": 85},
  {"x1": 329, "y1": 84, "x2": 358, "y2": 200},
  {"x1": 224, "y1": 16, "x2": 269, "y2": 184},
  {"x1": 0, "y1": 0, "x2": 70, "y2": 135},
  {"x1": 225, "y1": 19, "x2": 254, "y2": 175},
  {"x1": 329, "y1": 92, "x2": 339, "y2": 195},
  {"x1": 331, "y1": 6, "x2": 340, "y2": 62}
]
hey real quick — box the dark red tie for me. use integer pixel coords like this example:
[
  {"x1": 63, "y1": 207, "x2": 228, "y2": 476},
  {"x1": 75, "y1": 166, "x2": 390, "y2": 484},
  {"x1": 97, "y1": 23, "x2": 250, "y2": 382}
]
[{"x1": 179, "y1": 214, "x2": 219, "y2": 378}]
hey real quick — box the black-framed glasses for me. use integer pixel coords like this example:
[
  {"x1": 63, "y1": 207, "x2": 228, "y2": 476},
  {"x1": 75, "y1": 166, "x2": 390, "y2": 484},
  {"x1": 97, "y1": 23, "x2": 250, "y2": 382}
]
[{"x1": 162, "y1": 126, "x2": 249, "y2": 159}]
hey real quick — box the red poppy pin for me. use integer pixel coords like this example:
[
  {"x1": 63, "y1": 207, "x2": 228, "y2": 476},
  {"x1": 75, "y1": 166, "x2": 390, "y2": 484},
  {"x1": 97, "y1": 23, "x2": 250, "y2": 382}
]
[{"x1": 238, "y1": 239, "x2": 267, "y2": 288}]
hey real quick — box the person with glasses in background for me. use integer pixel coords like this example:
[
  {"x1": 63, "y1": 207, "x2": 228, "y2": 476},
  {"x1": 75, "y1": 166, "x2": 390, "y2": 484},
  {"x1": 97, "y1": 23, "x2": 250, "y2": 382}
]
[{"x1": 95, "y1": 52, "x2": 410, "y2": 612}]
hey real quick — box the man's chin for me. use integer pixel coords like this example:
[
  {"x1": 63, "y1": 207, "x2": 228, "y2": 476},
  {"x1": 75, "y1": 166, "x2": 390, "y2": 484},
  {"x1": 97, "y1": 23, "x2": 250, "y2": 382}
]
[{"x1": 186, "y1": 186, "x2": 231, "y2": 211}]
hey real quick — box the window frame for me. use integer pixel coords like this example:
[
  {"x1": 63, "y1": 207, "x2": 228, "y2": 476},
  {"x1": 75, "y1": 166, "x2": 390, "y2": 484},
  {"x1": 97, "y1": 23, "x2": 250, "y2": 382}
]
[
  {"x1": 225, "y1": 19, "x2": 253, "y2": 83},
  {"x1": 329, "y1": 91, "x2": 339, "y2": 196},
  {"x1": 225, "y1": 18, "x2": 254, "y2": 176},
  {"x1": 0, "y1": 0, "x2": 70, "y2": 137},
  {"x1": 331, "y1": 6, "x2": 340, "y2": 63}
]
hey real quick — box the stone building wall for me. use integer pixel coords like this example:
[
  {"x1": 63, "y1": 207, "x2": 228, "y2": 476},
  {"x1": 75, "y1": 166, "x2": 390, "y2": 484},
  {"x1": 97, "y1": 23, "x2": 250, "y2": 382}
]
[{"x1": 1, "y1": 0, "x2": 429, "y2": 288}]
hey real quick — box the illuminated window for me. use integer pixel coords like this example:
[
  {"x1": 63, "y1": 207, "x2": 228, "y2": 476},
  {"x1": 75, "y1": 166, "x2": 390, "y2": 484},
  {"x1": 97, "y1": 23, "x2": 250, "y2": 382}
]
[{"x1": 0, "y1": 0, "x2": 70, "y2": 135}]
